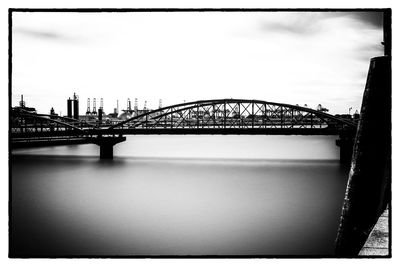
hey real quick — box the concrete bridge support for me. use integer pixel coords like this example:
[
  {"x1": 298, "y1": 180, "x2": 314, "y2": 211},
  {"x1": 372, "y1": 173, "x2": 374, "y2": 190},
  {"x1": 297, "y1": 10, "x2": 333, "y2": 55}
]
[
  {"x1": 336, "y1": 133, "x2": 356, "y2": 165},
  {"x1": 93, "y1": 135, "x2": 126, "y2": 159},
  {"x1": 335, "y1": 56, "x2": 391, "y2": 256}
]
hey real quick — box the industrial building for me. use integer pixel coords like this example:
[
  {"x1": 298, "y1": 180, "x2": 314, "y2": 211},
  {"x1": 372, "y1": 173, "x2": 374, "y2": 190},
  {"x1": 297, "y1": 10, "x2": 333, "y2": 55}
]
[
  {"x1": 12, "y1": 95, "x2": 37, "y2": 113},
  {"x1": 67, "y1": 93, "x2": 79, "y2": 120}
]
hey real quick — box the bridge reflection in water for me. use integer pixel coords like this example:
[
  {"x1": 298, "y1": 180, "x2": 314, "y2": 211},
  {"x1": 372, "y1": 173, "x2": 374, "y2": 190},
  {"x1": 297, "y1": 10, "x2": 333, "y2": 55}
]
[{"x1": 11, "y1": 99, "x2": 358, "y2": 161}]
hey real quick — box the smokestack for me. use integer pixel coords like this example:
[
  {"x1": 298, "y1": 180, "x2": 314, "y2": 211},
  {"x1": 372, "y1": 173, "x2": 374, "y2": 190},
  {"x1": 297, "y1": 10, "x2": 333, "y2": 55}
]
[
  {"x1": 19, "y1": 95, "x2": 25, "y2": 108},
  {"x1": 67, "y1": 97, "x2": 73, "y2": 118},
  {"x1": 98, "y1": 108, "x2": 103, "y2": 122},
  {"x1": 99, "y1": 98, "x2": 104, "y2": 122},
  {"x1": 73, "y1": 93, "x2": 79, "y2": 120}
]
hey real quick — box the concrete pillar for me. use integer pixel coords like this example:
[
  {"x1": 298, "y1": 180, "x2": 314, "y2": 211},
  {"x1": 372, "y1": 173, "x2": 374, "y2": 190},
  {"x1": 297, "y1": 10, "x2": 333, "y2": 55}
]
[
  {"x1": 93, "y1": 135, "x2": 126, "y2": 159},
  {"x1": 335, "y1": 56, "x2": 391, "y2": 256},
  {"x1": 336, "y1": 133, "x2": 355, "y2": 165},
  {"x1": 99, "y1": 144, "x2": 114, "y2": 159}
]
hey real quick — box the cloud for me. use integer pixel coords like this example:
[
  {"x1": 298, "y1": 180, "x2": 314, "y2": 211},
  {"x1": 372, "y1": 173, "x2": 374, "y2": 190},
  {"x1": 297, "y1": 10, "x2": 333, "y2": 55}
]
[
  {"x1": 258, "y1": 11, "x2": 383, "y2": 37},
  {"x1": 354, "y1": 42, "x2": 383, "y2": 61},
  {"x1": 326, "y1": 12, "x2": 383, "y2": 29},
  {"x1": 11, "y1": 12, "x2": 383, "y2": 115},
  {"x1": 352, "y1": 12, "x2": 383, "y2": 28},
  {"x1": 13, "y1": 27, "x2": 82, "y2": 43},
  {"x1": 259, "y1": 13, "x2": 325, "y2": 35}
]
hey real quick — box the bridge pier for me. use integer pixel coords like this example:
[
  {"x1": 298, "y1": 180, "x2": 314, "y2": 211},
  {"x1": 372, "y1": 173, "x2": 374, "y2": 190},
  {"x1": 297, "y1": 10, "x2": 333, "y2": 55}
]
[
  {"x1": 93, "y1": 135, "x2": 126, "y2": 159},
  {"x1": 336, "y1": 133, "x2": 356, "y2": 165}
]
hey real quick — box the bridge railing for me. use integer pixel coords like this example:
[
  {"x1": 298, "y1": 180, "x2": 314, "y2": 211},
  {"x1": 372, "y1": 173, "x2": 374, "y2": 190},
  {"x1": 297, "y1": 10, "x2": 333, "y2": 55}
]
[{"x1": 10, "y1": 111, "x2": 96, "y2": 138}]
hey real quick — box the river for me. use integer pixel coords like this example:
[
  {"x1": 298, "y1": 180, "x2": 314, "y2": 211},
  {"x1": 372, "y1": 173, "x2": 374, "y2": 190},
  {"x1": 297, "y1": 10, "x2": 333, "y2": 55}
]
[{"x1": 10, "y1": 135, "x2": 349, "y2": 256}]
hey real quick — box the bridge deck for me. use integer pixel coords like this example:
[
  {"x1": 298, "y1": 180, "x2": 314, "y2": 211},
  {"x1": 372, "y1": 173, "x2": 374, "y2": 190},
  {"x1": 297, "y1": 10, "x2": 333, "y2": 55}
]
[
  {"x1": 11, "y1": 127, "x2": 345, "y2": 138},
  {"x1": 11, "y1": 137, "x2": 94, "y2": 148}
]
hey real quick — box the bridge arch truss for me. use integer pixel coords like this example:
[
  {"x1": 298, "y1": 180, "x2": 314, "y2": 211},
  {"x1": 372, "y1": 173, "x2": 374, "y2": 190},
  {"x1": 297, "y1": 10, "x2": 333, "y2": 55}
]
[{"x1": 109, "y1": 99, "x2": 357, "y2": 133}]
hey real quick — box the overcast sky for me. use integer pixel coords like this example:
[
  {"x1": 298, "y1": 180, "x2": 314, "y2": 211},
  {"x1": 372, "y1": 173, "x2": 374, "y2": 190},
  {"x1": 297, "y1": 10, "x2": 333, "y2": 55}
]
[{"x1": 11, "y1": 11, "x2": 384, "y2": 115}]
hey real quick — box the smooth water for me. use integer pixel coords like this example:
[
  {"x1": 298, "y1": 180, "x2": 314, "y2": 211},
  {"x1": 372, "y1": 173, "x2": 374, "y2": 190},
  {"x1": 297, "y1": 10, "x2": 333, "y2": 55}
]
[{"x1": 10, "y1": 135, "x2": 349, "y2": 256}]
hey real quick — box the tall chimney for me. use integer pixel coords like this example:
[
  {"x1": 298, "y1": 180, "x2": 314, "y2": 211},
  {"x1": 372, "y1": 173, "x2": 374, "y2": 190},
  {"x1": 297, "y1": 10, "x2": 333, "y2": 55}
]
[
  {"x1": 73, "y1": 93, "x2": 79, "y2": 120},
  {"x1": 19, "y1": 95, "x2": 25, "y2": 108},
  {"x1": 67, "y1": 97, "x2": 73, "y2": 118}
]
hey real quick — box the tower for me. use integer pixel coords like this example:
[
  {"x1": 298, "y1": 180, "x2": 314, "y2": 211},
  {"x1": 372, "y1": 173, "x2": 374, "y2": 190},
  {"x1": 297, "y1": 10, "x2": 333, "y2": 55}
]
[
  {"x1": 127, "y1": 98, "x2": 132, "y2": 112},
  {"x1": 98, "y1": 98, "x2": 104, "y2": 122},
  {"x1": 134, "y1": 98, "x2": 138, "y2": 115},
  {"x1": 86, "y1": 98, "x2": 91, "y2": 115},
  {"x1": 114, "y1": 100, "x2": 119, "y2": 115},
  {"x1": 67, "y1": 97, "x2": 73, "y2": 118},
  {"x1": 19, "y1": 95, "x2": 25, "y2": 108},
  {"x1": 73, "y1": 93, "x2": 79, "y2": 120},
  {"x1": 92, "y1": 98, "x2": 97, "y2": 115},
  {"x1": 100, "y1": 98, "x2": 104, "y2": 113}
]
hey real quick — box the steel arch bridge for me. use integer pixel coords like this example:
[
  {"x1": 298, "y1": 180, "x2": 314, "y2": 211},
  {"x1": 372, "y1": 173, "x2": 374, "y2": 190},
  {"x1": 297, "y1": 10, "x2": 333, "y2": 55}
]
[
  {"x1": 10, "y1": 99, "x2": 358, "y2": 157},
  {"x1": 105, "y1": 98, "x2": 357, "y2": 135},
  {"x1": 11, "y1": 98, "x2": 358, "y2": 138}
]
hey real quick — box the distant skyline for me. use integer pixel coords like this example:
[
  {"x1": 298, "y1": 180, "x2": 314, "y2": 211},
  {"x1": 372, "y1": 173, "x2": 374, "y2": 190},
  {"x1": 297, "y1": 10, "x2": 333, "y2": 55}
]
[{"x1": 11, "y1": 11, "x2": 384, "y2": 115}]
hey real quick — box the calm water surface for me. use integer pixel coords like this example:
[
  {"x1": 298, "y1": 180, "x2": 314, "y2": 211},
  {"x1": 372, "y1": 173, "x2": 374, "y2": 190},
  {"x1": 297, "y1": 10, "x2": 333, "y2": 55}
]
[{"x1": 11, "y1": 135, "x2": 349, "y2": 256}]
